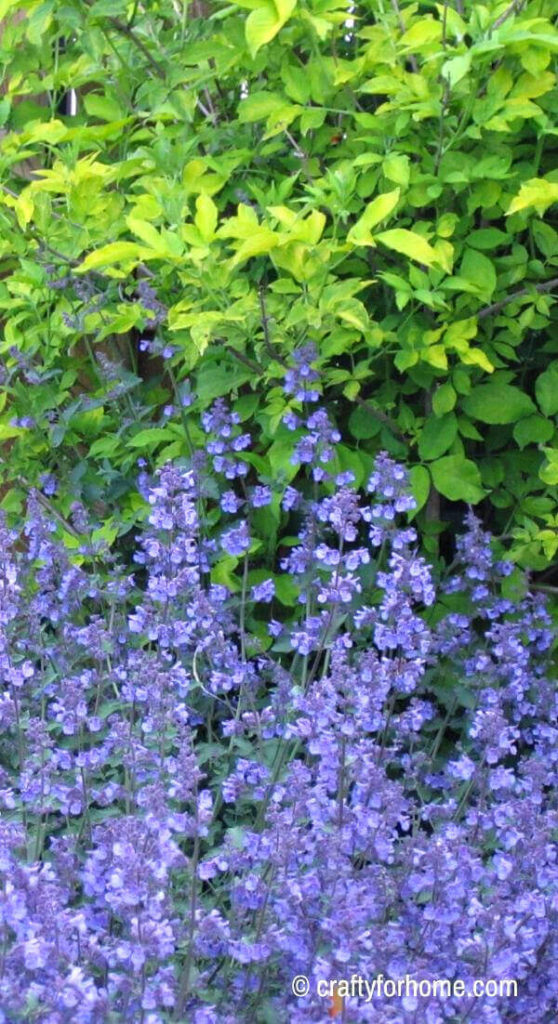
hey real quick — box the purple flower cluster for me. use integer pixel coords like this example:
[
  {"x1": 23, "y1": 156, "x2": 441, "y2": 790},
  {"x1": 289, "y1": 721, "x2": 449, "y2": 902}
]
[
  {"x1": 202, "y1": 398, "x2": 251, "y2": 480},
  {"x1": 283, "y1": 344, "x2": 321, "y2": 403},
  {"x1": 0, "y1": 350, "x2": 556, "y2": 1023}
]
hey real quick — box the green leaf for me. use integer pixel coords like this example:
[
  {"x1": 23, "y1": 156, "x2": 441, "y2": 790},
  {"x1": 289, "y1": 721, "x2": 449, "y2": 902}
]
[
  {"x1": 376, "y1": 228, "x2": 440, "y2": 267},
  {"x1": 532, "y1": 221, "x2": 558, "y2": 258},
  {"x1": 540, "y1": 448, "x2": 558, "y2": 486},
  {"x1": 409, "y1": 464, "x2": 430, "y2": 513},
  {"x1": 127, "y1": 428, "x2": 176, "y2": 448},
  {"x1": 89, "y1": 436, "x2": 121, "y2": 458},
  {"x1": 513, "y1": 415, "x2": 554, "y2": 448},
  {"x1": 268, "y1": 438, "x2": 298, "y2": 481},
  {"x1": 126, "y1": 217, "x2": 165, "y2": 251},
  {"x1": 422, "y1": 344, "x2": 447, "y2": 371},
  {"x1": 430, "y1": 455, "x2": 485, "y2": 503},
  {"x1": 245, "y1": 0, "x2": 297, "y2": 58},
  {"x1": 0, "y1": 422, "x2": 25, "y2": 441},
  {"x1": 335, "y1": 444, "x2": 368, "y2": 488},
  {"x1": 274, "y1": 573, "x2": 299, "y2": 606},
  {"x1": 441, "y1": 51, "x2": 471, "y2": 88},
  {"x1": 77, "y1": 241, "x2": 142, "y2": 272},
  {"x1": 348, "y1": 405, "x2": 381, "y2": 440},
  {"x1": 457, "y1": 416, "x2": 483, "y2": 441},
  {"x1": 229, "y1": 227, "x2": 278, "y2": 266},
  {"x1": 383, "y1": 154, "x2": 410, "y2": 188},
  {"x1": 195, "y1": 194, "x2": 218, "y2": 242},
  {"x1": 535, "y1": 362, "x2": 558, "y2": 417},
  {"x1": 238, "y1": 92, "x2": 286, "y2": 122},
  {"x1": 281, "y1": 62, "x2": 310, "y2": 103},
  {"x1": 26, "y1": 118, "x2": 68, "y2": 143},
  {"x1": 399, "y1": 19, "x2": 442, "y2": 48},
  {"x1": 0, "y1": 488, "x2": 22, "y2": 514},
  {"x1": 336, "y1": 299, "x2": 369, "y2": 332},
  {"x1": 506, "y1": 177, "x2": 558, "y2": 217},
  {"x1": 432, "y1": 382, "x2": 456, "y2": 416},
  {"x1": 418, "y1": 412, "x2": 458, "y2": 460},
  {"x1": 83, "y1": 93, "x2": 123, "y2": 122},
  {"x1": 394, "y1": 348, "x2": 419, "y2": 371},
  {"x1": 347, "y1": 189, "x2": 400, "y2": 245},
  {"x1": 444, "y1": 318, "x2": 478, "y2": 350},
  {"x1": 211, "y1": 555, "x2": 241, "y2": 591},
  {"x1": 467, "y1": 228, "x2": 510, "y2": 250},
  {"x1": 460, "y1": 249, "x2": 497, "y2": 300},
  {"x1": 196, "y1": 362, "x2": 253, "y2": 405},
  {"x1": 235, "y1": 394, "x2": 260, "y2": 421},
  {"x1": 460, "y1": 347, "x2": 494, "y2": 373},
  {"x1": 463, "y1": 383, "x2": 536, "y2": 424}
]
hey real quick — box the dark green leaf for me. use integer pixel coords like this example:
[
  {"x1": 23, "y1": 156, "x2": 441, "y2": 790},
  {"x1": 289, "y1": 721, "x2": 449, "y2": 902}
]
[
  {"x1": 418, "y1": 413, "x2": 458, "y2": 460},
  {"x1": 463, "y1": 383, "x2": 536, "y2": 424}
]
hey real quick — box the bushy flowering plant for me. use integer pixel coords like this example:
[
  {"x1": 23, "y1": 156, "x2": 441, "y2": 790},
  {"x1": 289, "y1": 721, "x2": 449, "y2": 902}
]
[{"x1": 0, "y1": 351, "x2": 556, "y2": 1023}]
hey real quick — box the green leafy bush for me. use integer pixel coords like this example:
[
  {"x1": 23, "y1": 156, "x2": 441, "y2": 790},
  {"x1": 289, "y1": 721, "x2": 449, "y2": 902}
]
[{"x1": 0, "y1": 0, "x2": 557, "y2": 567}]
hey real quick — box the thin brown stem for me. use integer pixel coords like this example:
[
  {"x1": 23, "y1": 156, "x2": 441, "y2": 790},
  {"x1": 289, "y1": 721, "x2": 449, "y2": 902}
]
[
  {"x1": 258, "y1": 285, "x2": 288, "y2": 366},
  {"x1": 354, "y1": 395, "x2": 407, "y2": 442},
  {"x1": 491, "y1": 0, "x2": 525, "y2": 33},
  {"x1": 477, "y1": 277, "x2": 558, "y2": 320},
  {"x1": 107, "y1": 16, "x2": 166, "y2": 77},
  {"x1": 390, "y1": 0, "x2": 418, "y2": 73}
]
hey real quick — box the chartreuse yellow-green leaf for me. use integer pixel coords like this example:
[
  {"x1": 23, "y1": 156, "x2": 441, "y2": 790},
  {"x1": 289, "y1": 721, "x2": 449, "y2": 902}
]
[
  {"x1": 375, "y1": 228, "x2": 441, "y2": 267},
  {"x1": 347, "y1": 190, "x2": 400, "y2": 246},
  {"x1": 229, "y1": 228, "x2": 279, "y2": 267},
  {"x1": 77, "y1": 242, "x2": 143, "y2": 272},
  {"x1": 245, "y1": 0, "x2": 297, "y2": 58},
  {"x1": 383, "y1": 155, "x2": 410, "y2": 187},
  {"x1": 506, "y1": 178, "x2": 558, "y2": 217},
  {"x1": 539, "y1": 448, "x2": 558, "y2": 487},
  {"x1": 195, "y1": 195, "x2": 218, "y2": 243}
]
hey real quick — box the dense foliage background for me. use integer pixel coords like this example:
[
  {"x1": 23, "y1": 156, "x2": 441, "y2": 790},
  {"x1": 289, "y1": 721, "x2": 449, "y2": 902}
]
[{"x1": 0, "y1": 0, "x2": 557, "y2": 577}]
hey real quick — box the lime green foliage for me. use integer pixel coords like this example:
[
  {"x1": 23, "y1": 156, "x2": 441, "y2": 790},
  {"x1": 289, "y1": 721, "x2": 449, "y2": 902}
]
[{"x1": 0, "y1": 0, "x2": 557, "y2": 566}]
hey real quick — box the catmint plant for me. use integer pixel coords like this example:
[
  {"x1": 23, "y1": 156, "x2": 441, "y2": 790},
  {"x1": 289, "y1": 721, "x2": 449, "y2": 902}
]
[{"x1": 0, "y1": 347, "x2": 555, "y2": 1023}]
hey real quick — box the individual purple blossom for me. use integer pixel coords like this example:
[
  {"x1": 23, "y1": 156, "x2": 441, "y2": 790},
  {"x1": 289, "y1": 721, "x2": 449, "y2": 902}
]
[
  {"x1": 282, "y1": 486, "x2": 301, "y2": 512},
  {"x1": 250, "y1": 485, "x2": 272, "y2": 508},
  {"x1": 251, "y1": 579, "x2": 275, "y2": 602},
  {"x1": 220, "y1": 490, "x2": 244, "y2": 514},
  {"x1": 282, "y1": 411, "x2": 301, "y2": 431},
  {"x1": 222, "y1": 759, "x2": 271, "y2": 803},
  {"x1": 221, "y1": 520, "x2": 250, "y2": 557},
  {"x1": 39, "y1": 473, "x2": 58, "y2": 496},
  {"x1": 202, "y1": 398, "x2": 241, "y2": 438},
  {"x1": 283, "y1": 344, "x2": 321, "y2": 402},
  {"x1": 10, "y1": 415, "x2": 35, "y2": 428},
  {"x1": 137, "y1": 280, "x2": 167, "y2": 326}
]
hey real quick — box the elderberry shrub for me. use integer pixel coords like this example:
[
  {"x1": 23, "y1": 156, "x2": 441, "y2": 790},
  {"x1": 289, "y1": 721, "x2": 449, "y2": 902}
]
[{"x1": 0, "y1": 349, "x2": 556, "y2": 1023}]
